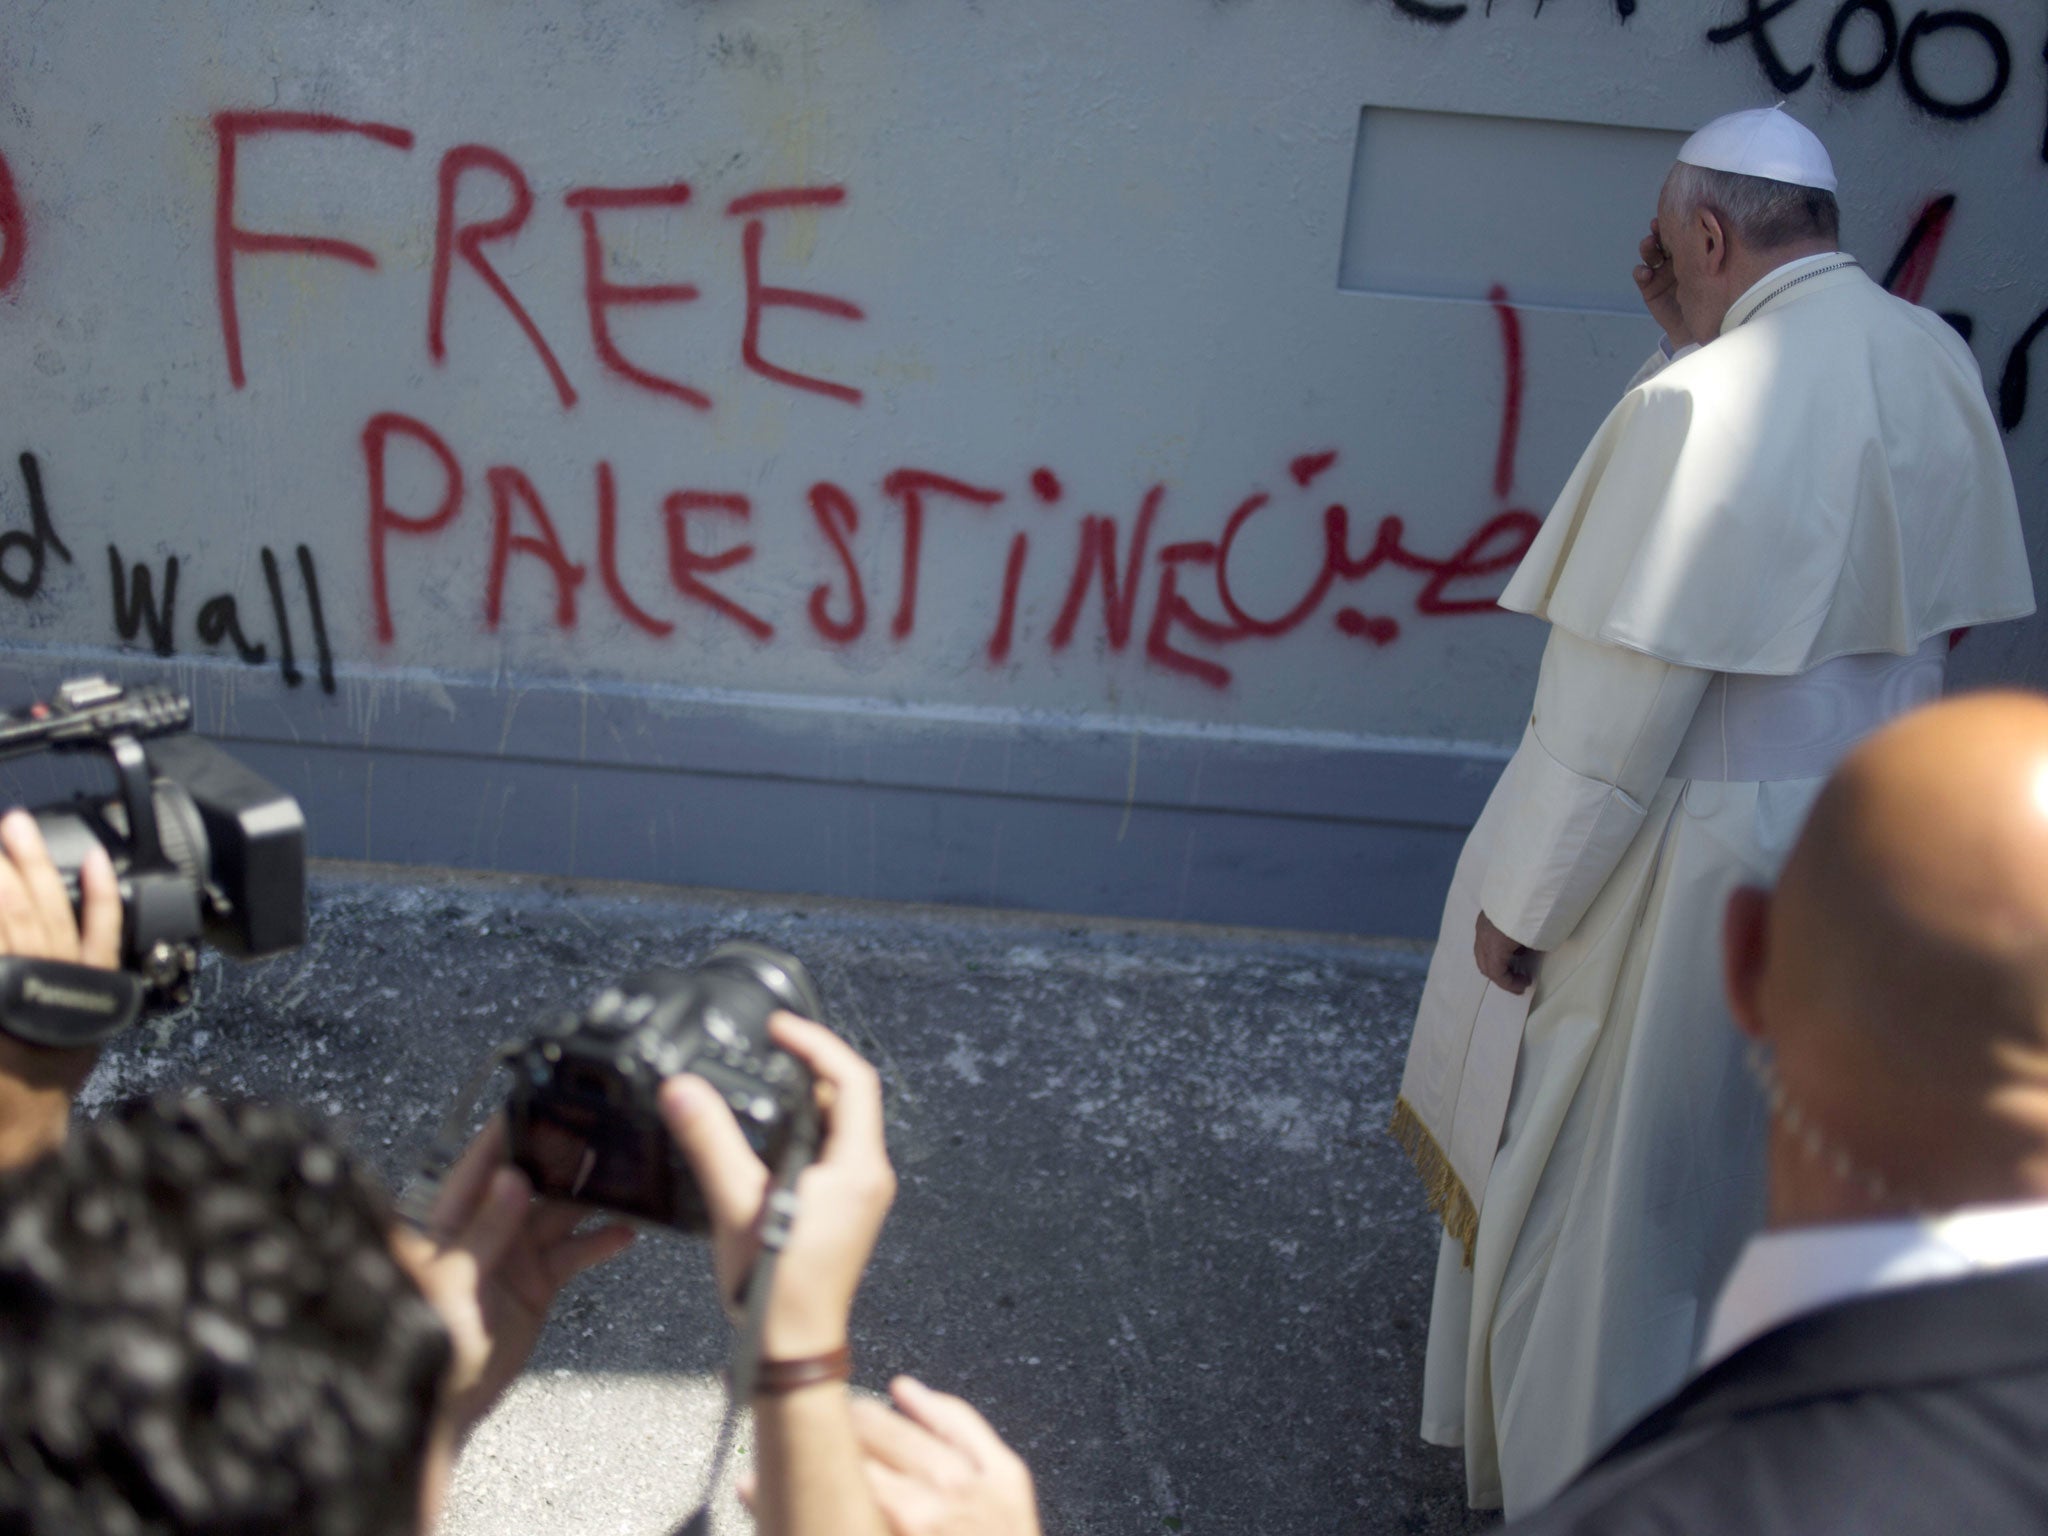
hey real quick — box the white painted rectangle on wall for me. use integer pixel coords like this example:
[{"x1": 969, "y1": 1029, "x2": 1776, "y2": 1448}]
[{"x1": 1341, "y1": 108, "x2": 1691, "y2": 314}]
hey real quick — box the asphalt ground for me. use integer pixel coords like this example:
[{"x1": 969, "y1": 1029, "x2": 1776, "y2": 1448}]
[{"x1": 81, "y1": 863, "x2": 1493, "y2": 1536}]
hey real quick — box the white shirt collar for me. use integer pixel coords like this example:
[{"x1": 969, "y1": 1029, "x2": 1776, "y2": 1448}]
[
  {"x1": 1721, "y1": 250, "x2": 1856, "y2": 334},
  {"x1": 1700, "y1": 1199, "x2": 2048, "y2": 1370}
]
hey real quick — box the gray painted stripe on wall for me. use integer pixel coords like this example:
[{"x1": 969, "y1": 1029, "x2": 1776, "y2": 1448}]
[{"x1": 0, "y1": 653, "x2": 1506, "y2": 937}]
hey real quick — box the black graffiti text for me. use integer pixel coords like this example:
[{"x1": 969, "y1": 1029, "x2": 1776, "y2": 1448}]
[
  {"x1": 1710, "y1": 0, "x2": 2022, "y2": 132},
  {"x1": 108, "y1": 540, "x2": 335, "y2": 693},
  {"x1": 0, "y1": 452, "x2": 74, "y2": 600},
  {"x1": 1386, "y1": 0, "x2": 1639, "y2": 28}
]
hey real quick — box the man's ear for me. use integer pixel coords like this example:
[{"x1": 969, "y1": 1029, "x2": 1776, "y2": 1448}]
[
  {"x1": 1722, "y1": 885, "x2": 1771, "y2": 1042},
  {"x1": 1697, "y1": 206, "x2": 1728, "y2": 272}
]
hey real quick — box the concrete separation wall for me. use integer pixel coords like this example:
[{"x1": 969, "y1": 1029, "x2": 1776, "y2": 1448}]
[{"x1": 0, "y1": 1, "x2": 2043, "y2": 934}]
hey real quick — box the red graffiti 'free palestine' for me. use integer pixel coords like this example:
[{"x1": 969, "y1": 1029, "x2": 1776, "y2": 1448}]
[{"x1": 198, "y1": 106, "x2": 1541, "y2": 692}]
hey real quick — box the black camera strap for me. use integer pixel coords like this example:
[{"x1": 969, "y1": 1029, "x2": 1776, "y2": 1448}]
[
  {"x1": 0, "y1": 957, "x2": 145, "y2": 1048},
  {"x1": 672, "y1": 1137, "x2": 816, "y2": 1536}
]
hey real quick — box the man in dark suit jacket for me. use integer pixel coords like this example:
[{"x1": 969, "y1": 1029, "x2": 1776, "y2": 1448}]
[
  {"x1": 1505, "y1": 689, "x2": 2048, "y2": 1535},
  {"x1": 1507, "y1": 1269, "x2": 2048, "y2": 1531},
  {"x1": 836, "y1": 691, "x2": 2048, "y2": 1536},
  {"x1": 1504, "y1": 1262, "x2": 2048, "y2": 1533}
]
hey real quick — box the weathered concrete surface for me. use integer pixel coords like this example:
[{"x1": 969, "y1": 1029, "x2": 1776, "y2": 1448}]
[{"x1": 82, "y1": 864, "x2": 1491, "y2": 1536}]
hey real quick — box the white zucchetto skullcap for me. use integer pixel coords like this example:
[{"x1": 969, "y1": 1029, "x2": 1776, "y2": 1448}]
[{"x1": 1676, "y1": 105, "x2": 1837, "y2": 192}]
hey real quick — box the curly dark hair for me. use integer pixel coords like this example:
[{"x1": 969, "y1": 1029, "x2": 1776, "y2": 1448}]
[{"x1": 0, "y1": 1095, "x2": 451, "y2": 1536}]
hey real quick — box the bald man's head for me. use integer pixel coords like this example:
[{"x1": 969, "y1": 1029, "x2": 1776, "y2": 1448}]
[{"x1": 1724, "y1": 691, "x2": 2048, "y2": 1225}]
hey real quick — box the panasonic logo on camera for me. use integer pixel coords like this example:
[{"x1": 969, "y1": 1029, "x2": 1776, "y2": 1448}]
[{"x1": 22, "y1": 976, "x2": 117, "y2": 1014}]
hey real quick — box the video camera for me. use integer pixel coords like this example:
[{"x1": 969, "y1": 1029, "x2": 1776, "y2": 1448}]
[{"x1": 0, "y1": 676, "x2": 306, "y2": 1047}]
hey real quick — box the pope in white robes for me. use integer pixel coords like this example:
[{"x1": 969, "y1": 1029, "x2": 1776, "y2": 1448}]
[{"x1": 1391, "y1": 106, "x2": 2036, "y2": 1514}]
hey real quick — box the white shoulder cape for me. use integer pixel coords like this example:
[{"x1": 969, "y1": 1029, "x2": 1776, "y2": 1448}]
[{"x1": 1499, "y1": 264, "x2": 2035, "y2": 673}]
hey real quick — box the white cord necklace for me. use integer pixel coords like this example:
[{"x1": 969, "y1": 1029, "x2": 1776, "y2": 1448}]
[{"x1": 1736, "y1": 257, "x2": 1861, "y2": 329}]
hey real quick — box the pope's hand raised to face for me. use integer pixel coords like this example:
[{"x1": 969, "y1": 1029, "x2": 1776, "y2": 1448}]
[{"x1": 1634, "y1": 220, "x2": 1691, "y2": 353}]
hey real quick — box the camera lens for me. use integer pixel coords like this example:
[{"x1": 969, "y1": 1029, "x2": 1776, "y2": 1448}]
[{"x1": 700, "y1": 942, "x2": 825, "y2": 1023}]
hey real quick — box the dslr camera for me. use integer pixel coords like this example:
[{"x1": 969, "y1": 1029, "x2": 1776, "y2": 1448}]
[
  {"x1": 504, "y1": 942, "x2": 824, "y2": 1229},
  {"x1": 0, "y1": 676, "x2": 306, "y2": 1046}
]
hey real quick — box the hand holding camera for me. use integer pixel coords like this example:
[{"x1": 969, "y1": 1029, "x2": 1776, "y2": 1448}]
[
  {"x1": 660, "y1": 1010, "x2": 897, "y2": 1362},
  {"x1": 0, "y1": 810, "x2": 120, "y2": 973},
  {"x1": 394, "y1": 1120, "x2": 638, "y2": 1442},
  {"x1": 0, "y1": 811, "x2": 124, "y2": 1171},
  {"x1": 487, "y1": 941, "x2": 894, "y2": 1368}
]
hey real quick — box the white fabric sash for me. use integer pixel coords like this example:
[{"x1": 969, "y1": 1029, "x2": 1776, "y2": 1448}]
[{"x1": 1667, "y1": 638, "x2": 1946, "y2": 784}]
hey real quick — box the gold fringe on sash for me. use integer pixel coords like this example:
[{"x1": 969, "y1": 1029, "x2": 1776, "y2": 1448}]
[{"x1": 1389, "y1": 1096, "x2": 1478, "y2": 1268}]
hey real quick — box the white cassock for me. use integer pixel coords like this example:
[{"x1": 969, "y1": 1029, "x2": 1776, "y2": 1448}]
[{"x1": 1391, "y1": 252, "x2": 2036, "y2": 1514}]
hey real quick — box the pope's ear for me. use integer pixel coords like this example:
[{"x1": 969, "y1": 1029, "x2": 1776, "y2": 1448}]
[
  {"x1": 1695, "y1": 205, "x2": 1729, "y2": 269},
  {"x1": 1722, "y1": 885, "x2": 1771, "y2": 1041}
]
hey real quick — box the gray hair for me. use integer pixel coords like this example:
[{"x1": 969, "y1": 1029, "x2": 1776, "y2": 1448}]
[{"x1": 1665, "y1": 162, "x2": 1840, "y2": 251}]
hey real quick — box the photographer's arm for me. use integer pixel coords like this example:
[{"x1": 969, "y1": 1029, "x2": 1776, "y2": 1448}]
[
  {"x1": 659, "y1": 1013, "x2": 896, "y2": 1536},
  {"x1": 0, "y1": 810, "x2": 120, "y2": 1170}
]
